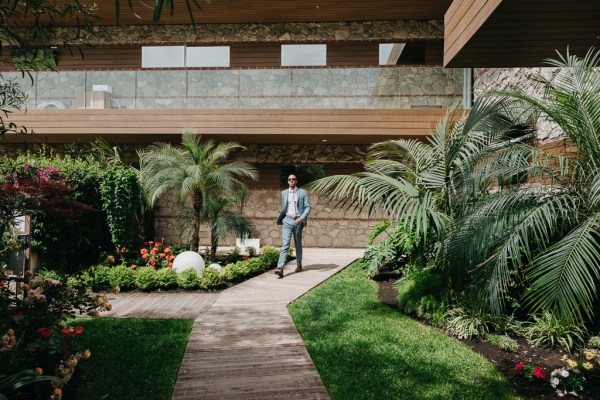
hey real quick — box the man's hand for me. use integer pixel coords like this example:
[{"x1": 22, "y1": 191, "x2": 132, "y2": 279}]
[{"x1": 294, "y1": 218, "x2": 303, "y2": 225}]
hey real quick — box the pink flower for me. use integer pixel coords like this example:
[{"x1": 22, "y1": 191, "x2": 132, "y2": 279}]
[
  {"x1": 74, "y1": 326, "x2": 84, "y2": 335},
  {"x1": 533, "y1": 366, "x2": 545, "y2": 379},
  {"x1": 514, "y1": 362, "x2": 524, "y2": 373},
  {"x1": 37, "y1": 327, "x2": 52, "y2": 338}
]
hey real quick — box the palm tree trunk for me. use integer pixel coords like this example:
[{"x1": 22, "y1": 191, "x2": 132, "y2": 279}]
[
  {"x1": 210, "y1": 227, "x2": 218, "y2": 260},
  {"x1": 191, "y1": 192, "x2": 203, "y2": 252}
]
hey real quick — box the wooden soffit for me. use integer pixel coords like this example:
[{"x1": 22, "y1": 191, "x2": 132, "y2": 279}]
[
  {"x1": 3, "y1": 108, "x2": 455, "y2": 145},
  {"x1": 444, "y1": 0, "x2": 600, "y2": 67},
  {"x1": 45, "y1": 0, "x2": 453, "y2": 26}
]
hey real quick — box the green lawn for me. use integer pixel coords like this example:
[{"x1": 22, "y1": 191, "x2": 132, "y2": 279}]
[
  {"x1": 288, "y1": 262, "x2": 518, "y2": 400},
  {"x1": 68, "y1": 318, "x2": 194, "y2": 400}
]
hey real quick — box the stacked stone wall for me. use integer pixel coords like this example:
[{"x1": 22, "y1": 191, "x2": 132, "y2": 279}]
[
  {"x1": 473, "y1": 67, "x2": 562, "y2": 142},
  {"x1": 55, "y1": 20, "x2": 443, "y2": 45}
]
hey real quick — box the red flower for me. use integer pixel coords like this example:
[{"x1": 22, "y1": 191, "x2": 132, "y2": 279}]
[
  {"x1": 131, "y1": 264, "x2": 137, "y2": 269},
  {"x1": 514, "y1": 362, "x2": 524, "y2": 373},
  {"x1": 0, "y1": 281, "x2": 4, "y2": 289},
  {"x1": 37, "y1": 327, "x2": 52, "y2": 337},
  {"x1": 74, "y1": 326, "x2": 84, "y2": 335},
  {"x1": 167, "y1": 262, "x2": 173, "y2": 268},
  {"x1": 533, "y1": 367, "x2": 545, "y2": 379},
  {"x1": 62, "y1": 328, "x2": 76, "y2": 337}
]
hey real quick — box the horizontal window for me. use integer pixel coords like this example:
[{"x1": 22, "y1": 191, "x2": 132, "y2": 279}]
[{"x1": 281, "y1": 44, "x2": 326, "y2": 67}]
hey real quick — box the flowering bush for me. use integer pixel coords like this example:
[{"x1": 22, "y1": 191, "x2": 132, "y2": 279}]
[
  {"x1": 133, "y1": 240, "x2": 186, "y2": 270},
  {"x1": 549, "y1": 352, "x2": 600, "y2": 398},
  {"x1": 0, "y1": 269, "x2": 110, "y2": 399},
  {"x1": 514, "y1": 361, "x2": 545, "y2": 381}
]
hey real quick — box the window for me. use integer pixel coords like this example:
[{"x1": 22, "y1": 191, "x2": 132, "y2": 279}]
[
  {"x1": 142, "y1": 46, "x2": 231, "y2": 68},
  {"x1": 281, "y1": 44, "x2": 326, "y2": 66},
  {"x1": 379, "y1": 43, "x2": 405, "y2": 65},
  {"x1": 142, "y1": 46, "x2": 185, "y2": 68},
  {"x1": 186, "y1": 46, "x2": 230, "y2": 67}
]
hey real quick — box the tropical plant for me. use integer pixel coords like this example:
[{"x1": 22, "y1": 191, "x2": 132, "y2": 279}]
[
  {"x1": 485, "y1": 333, "x2": 519, "y2": 353},
  {"x1": 139, "y1": 131, "x2": 258, "y2": 252},
  {"x1": 444, "y1": 48, "x2": 600, "y2": 323},
  {"x1": 0, "y1": 369, "x2": 63, "y2": 400},
  {"x1": 522, "y1": 311, "x2": 587, "y2": 352}
]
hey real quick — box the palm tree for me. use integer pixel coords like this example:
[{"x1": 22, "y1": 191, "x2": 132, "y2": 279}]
[
  {"x1": 307, "y1": 99, "x2": 535, "y2": 259},
  {"x1": 139, "y1": 131, "x2": 258, "y2": 251},
  {"x1": 445, "y1": 48, "x2": 600, "y2": 323}
]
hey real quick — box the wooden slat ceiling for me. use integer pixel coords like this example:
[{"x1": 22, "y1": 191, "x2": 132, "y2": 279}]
[
  {"x1": 49, "y1": 0, "x2": 453, "y2": 26},
  {"x1": 444, "y1": 0, "x2": 600, "y2": 67},
  {"x1": 3, "y1": 108, "x2": 453, "y2": 145}
]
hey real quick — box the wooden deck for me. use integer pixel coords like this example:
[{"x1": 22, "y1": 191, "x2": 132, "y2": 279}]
[{"x1": 100, "y1": 248, "x2": 363, "y2": 399}]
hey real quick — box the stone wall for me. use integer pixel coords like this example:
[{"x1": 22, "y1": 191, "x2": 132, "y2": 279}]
[
  {"x1": 56, "y1": 20, "x2": 443, "y2": 45},
  {"x1": 473, "y1": 67, "x2": 562, "y2": 142},
  {"x1": 154, "y1": 189, "x2": 385, "y2": 249}
]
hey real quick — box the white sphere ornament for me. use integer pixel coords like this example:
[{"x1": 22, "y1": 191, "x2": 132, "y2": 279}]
[
  {"x1": 208, "y1": 263, "x2": 222, "y2": 272},
  {"x1": 172, "y1": 251, "x2": 205, "y2": 274}
]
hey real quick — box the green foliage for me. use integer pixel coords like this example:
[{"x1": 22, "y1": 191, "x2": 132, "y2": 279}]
[
  {"x1": 445, "y1": 306, "x2": 495, "y2": 340},
  {"x1": 177, "y1": 269, "x2": 200, "y2": 290},
  {"x1": 0, "y1": 369, "x2": 63, "y2": 400},
  {"x1": 486, "y1": 334, "x2": 519, "y2": 352},
  {"x1": 587, "y1": 336, "x2": 600, "y2": 349},
  {"x1": 395, "y1": 269, "x2": 443, "y2": 314},
  {"x1": 0, "y1": 268, "x2": 108, "y2": 399},
  {"x1": 82, "y1": 265, "x2": 112, "y2": 292},
  {"x1": 246, "y1": 246, "x2": 257, "y2": 257},
  {"x1": 226, "y1": 246, "x2": 241, "y2": 264},
  {"x1": 109, "y1": 265, "x2": 136, "y2": 290},
  {"x1": 134, "y1": 267, "x2": 159, "y2": 291},
  {"x1": 368, "y1": 220, "x2": 391, "y2": 245},
  {"x1": 523, "y1": 311, "x2": 587, "y2": 352},
  {"x1": 261, "y1": 246, "x2": 280, "y2": 266},
  {"x1": 11, "y1": 49, "x2": 56, "y2": 70},
  {"x1": 199, "y1": 267, "x2": 223, "y2": 290},
  {"x1": 156, "y1": 268, "x2": 178, "y2": 289},
  {"x1": 99, "y1": 166, "x2": 141, "y2": 250}
]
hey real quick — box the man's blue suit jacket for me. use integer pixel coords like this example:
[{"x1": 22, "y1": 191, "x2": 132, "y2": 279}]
[{"x1": 276, "y1": 188, "x2": 311, "y2": 226}]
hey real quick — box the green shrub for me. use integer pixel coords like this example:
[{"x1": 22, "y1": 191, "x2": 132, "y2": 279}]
[
  {"x1": 246, "y1": 246, "x2": 257, "y2": 257},
  {"x1": 199, "y1": 267, "x2": 223, "y2": 290},
  {"x1": 177, "y1": 268, "x2": 200, "y2": 290},
  {"x1": 109, "y1": 265, "x2": 136, "y2": 290},
  {"x1": 587, "y1": 336, "x2": 600, "y2": 349},
  {"x1": 522, "y1": 311, "x2": 587, "y2": 352},
  {"x1": 35, "y1": 268, "x2": 66, "y2": 282},
  {"x1": 395, "y1": 269, "x2": 443, "y2": 314},
  {"x1": 226, "y1": 247, "x2": 241, "y2": 263},
  {"x1": 445, "y1": 306, "x2": 494, "y2": 340},
  {"x1": 486, "y1": 333, "x2": 519, "y2": 352},
  {"x1": 156, "y1": 267, "x2": 179, "y2": 289},
  {"x1": 415, "y1": 294, "x2": 447, "y2": 328},
  {"x1": 261, "y1": 246, "x2": 279, "y2": 267},
  {"x1": 135, "y1": 267, "x2": 159, "y2": 291},
  {"x1": 82, "y1": 265, "x2": 112, "y2": 291},
  {"x1": 221, "y1": 263, "x2": 237, "y2": 282}
]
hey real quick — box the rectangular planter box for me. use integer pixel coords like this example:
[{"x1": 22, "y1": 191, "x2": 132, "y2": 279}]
[{"x1": 235, "y1": 237, "x2": 260, "y2": 254}]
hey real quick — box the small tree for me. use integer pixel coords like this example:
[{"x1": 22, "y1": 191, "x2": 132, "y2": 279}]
[{"x1": 139, "y1": 131, "x2": 258, "y2": 252}]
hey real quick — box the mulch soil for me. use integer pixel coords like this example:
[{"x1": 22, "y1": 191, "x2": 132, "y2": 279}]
[{"x1": 376, "y1": 278, "x2": 600, "y2": 400}]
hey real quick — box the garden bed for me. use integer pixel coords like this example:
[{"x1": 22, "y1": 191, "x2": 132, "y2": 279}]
[{"x1": 377, "y1": 280, "x2": 600, "y2": 399}]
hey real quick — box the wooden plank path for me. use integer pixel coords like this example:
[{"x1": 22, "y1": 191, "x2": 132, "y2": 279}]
[
  {"x1": 100, "y1": 248, "x2": 364, "y2": 399},
  {"x1": 172, "y1": 248, "x2": 364, "y2": 400}
]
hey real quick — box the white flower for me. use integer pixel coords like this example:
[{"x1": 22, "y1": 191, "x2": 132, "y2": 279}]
[
  {"x1": 560, "y1": 369, "x2": 570, "y2": 377},
  {"x1": 556, "y1": 389, "x2": 564, "y2": 397},
  {"x1": 550, "y1": 377, "x2": 560, "y2": 388}
]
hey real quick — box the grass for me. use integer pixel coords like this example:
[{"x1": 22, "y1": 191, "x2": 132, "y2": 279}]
[
  {"x1": 67, "y1": 318, "x2": 194, "y2": 400},
  {"x1": 288, "y1": 262, "x2": 518, "y2": 400}
]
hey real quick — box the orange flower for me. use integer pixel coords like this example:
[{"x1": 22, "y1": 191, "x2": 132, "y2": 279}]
[
  {"x1": 83, "y1": 349, "x2": 91, "y2": 359},
  {"x1": 131, "y1": 264, "x2": 137, "y2": 269},
  {"x1": 159, "y1": 253, "x2": 166, "y2": 258},
  {"x1": 167, "y1": 262, "x2": 173, "y2": 268},
  {"x1": 35, "y1": 367, "x2": 43, "y2": 375},
  {"x1": 141, "y1": 253, "x2": 149, "y2": 259}
]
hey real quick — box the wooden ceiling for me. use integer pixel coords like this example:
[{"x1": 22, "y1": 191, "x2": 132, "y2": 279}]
[
  {"x1": 67, "y1": 0, "x2": 453, "y2": 26},
  {"x1": 444, "y1": 0, "x2": 600, "y2": 67}
]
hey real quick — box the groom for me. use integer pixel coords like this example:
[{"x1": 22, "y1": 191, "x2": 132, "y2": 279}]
[{"x1": 274, "y1": 174, "x2": 311, "y2": 278}]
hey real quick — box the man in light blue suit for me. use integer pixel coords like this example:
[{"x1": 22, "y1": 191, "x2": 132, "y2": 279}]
[{"x1": 274, "y1": 174, "x2": 311, "y2": 278}]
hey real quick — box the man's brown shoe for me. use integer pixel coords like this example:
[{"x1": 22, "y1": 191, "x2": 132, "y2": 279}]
[
  {"x1": 295, "y1": 266, "x2": 302, "y2": 273},
  {"x1": 274, "y1": 268, "x2": 284, "y2": 278}
]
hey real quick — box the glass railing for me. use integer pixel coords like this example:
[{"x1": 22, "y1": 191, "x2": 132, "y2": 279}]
[{"x1": 5, "y1": 66, "x2": 464, "y2": 110}]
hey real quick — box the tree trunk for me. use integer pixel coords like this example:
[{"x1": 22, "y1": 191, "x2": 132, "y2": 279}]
[
  {"x1": 210, "y1": 227, "x2": 218, "y2": 260},
  {"x1": 191, "y1": 192, "x2": 203, "y2": 252}
]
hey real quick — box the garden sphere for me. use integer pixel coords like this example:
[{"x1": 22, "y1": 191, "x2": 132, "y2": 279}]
[
  {"x1": 208, "y1": 263, "x2": 222, "y2": 272},
  {"x1": 173, "y1": 251, "x2": 205, "y2": 274}
]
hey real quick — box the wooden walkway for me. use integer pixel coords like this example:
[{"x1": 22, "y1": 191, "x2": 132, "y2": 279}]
[{"x1": 102, "y1": 248, "x2": 363, "y2": 400}]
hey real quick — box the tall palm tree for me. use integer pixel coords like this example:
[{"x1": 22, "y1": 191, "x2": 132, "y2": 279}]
[
  {"x1": 139, "y1": 131, "x2": 258, "y2": 251},
  {"x1": 445, "y1": 48, "x2": 600, "y2": 323}
]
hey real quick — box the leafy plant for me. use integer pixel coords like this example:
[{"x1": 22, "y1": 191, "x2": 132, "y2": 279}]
[
  {"x1": 139, "y1": 131, "x2": 258, "y2": 252},
  {"x1": 177, "y1": 269, "x2": 199, "y2": 290},
  {"x1": 99, "y1": 166, "x2": 141, "y2": 250},
  {"x1": 395, "y1": 269, "x2": 443, "y2": 314},
  {"x1": 445, "y1": 305, "x2": 495, "y2": 340},
  {"x1": 109, "y1": 265, "x2": 136, "y2": 291},
  {"x1": 514, "y1": 361, "x2": 545, "y2": 380},
  {"x1": 156, "y1": 268, "x2": 178, "y2": 289},
  {"x1": 246, "y1": 246, "x2": 257, "y2": 257},
  {"x1": 486, "y1": 334, "x2": 519, "y2": 352},
  {"x1": 523, "y1": 311, "x2": 587, "y2": 352},
  {"x1": 81, "y1": 265, "x2": 112, "y2": 292},
  {"x1": 0, "y1": 369, "x2": 63, "y2": 400},
  {"x1": 587, "y1": 336, "x2": 600, "y2": 349},
  {"x1": 199, "y1": 267, "x2": 223, "y2": 290},
  {"x1": 134, "y1": 267, "x2": 158, "y2": 291}
]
